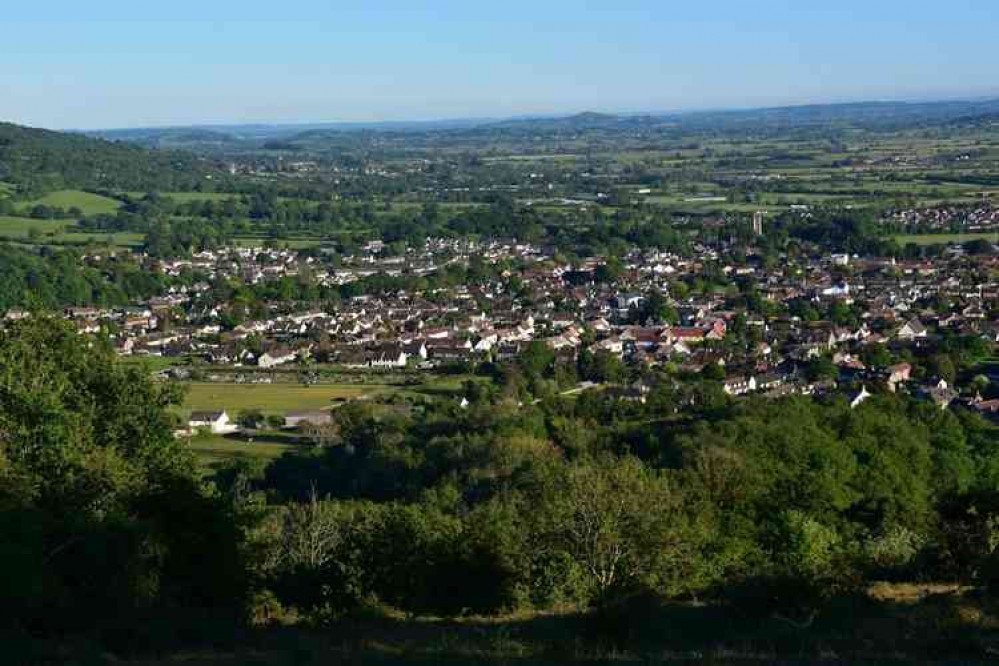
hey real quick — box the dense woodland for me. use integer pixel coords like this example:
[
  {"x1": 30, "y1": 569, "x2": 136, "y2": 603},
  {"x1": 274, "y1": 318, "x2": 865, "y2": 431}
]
[
  {"x1": 0, "y1": 122, "x2": 223, "y2": 194},
  {"x1": 5, "y1": 317, "x2": 999, "y2": 662}
]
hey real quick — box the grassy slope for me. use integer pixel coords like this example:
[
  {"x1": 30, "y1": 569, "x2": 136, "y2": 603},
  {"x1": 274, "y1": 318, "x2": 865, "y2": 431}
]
[
  {"x1": 0, "y1": 215, "x2": 67, "y2": 237},
  {"x1": 17, "y1": 189, "x2": 122, "y2": 215}
]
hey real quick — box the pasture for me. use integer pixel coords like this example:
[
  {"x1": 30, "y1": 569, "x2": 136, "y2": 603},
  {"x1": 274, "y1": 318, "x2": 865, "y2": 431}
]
[
  {"x1": 0, "y1": 215, "x2": 143, "y2": 247},
  {"x1": 894, "y1": 232, "x2": 999, "y2": 246},
  {"x1": 17, "y1": 189, "x2": 123, "y2": 216},
  {"x1": 0, "y1": 216, "x2": 67, "y2": 238},
  {"x1": 125, "y1": 191, "x2": 239, "y2": 203},
  {"x1": 181, "y1": 381, "x2": 394, "y2": 415},
  {"x1": 186, "y1": 433, "x2": 298, "y2": 468}
]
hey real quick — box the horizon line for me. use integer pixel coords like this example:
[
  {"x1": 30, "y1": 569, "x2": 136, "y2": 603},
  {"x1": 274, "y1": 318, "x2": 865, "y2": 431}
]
[{"x1": 45, "y1": 91, "x2": 999, "y2": 133}]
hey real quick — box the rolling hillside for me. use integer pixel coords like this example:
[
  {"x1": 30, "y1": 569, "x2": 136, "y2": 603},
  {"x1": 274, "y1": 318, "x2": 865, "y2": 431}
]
[{"x1": 0, "y1": 121, "x2": 224, "y2": 193}]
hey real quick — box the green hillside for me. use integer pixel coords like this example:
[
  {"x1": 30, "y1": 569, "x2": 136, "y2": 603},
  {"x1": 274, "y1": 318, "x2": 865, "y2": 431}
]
[
  {"x1": 17, "y1": 189, "x2": 123, "y2": 215},
  {"x1": 0, "y1": 122, "x2": 224, "y2": 193}
]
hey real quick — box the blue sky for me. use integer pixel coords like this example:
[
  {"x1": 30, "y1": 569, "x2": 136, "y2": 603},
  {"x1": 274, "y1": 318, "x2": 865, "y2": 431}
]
[{"x1": 2, "y1": 1, "x2": 997, "y2": 129}]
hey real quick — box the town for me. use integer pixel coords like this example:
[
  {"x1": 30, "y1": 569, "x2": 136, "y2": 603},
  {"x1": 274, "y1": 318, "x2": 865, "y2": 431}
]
[{"x1": 7, "y1": 200, "x2": 999, "y2": 439}]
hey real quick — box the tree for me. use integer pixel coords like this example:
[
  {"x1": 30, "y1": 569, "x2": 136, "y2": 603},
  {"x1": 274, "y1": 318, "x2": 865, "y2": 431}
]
[
  {"x1": 533, "y1": 457, "x2": 689, "y2": 603},
  {"x1": 237, "y1": 409, "x2": 266, "y2": 430},
  {"x1": 0, "y1": 317, "x2": 248, "y2": 642},
  {"x1": 928, "y1": 354, "x2": 957, "y2": 385},
  {"x1": 807, "y1": 356, "x2": 839, "y2": 382}
]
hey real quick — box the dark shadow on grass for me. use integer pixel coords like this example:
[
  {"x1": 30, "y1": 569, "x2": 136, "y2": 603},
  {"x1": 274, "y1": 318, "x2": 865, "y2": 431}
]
[{"x1": 108, "y1": 586, "x2": 999, "y2": 666}]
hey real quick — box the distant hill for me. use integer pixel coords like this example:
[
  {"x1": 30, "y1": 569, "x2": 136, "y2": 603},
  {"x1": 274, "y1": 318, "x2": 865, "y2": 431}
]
[
  {"x1": 486, "y1": 99, "x2": 999, "y2": 134},
  {"x1": 60, "y1": 97, "x2": 999, "y2": 157},
  {"x1": 671, "y1": 99, "x2": 999, "y2": 131},
  {"x1": 86, "y1": 118, "x2": 497, "y2": 148},
  {"x1": 88, "y1": 127, "x2": 240, "y2": 149},
  {"x1": 487, "y1": 111, "x2": 661, "y2": 131},
  {"x1": 0, "y1": 122, "x2": 221, "y2": 194}
]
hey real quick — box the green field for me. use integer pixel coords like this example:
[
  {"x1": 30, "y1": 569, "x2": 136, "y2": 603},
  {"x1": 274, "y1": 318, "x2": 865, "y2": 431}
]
[
  {"x1": 0, "y1": 215, "x2": 68, "y2": 238},
  {"x1": 0, "y1": 215, "x2": 143, "y2": 247},
  {"x1": 894, "y1": 232, "x2": 999, "y2": 246},
  {"x1": 181, "y1": 382, "x2": 393, "y2": 415},
  {"x1": 17, "y1": 189, "x2": 122, "y2": 216},
  {"x1": 230, "y1": 236, "x2": 323, "y2": 249},
  {"x1": 124, "y1": 191, "x2": 240, "y2": 203},
  {"x1": 187, "y1": 433, "x2": 298, "y2": 468},
  {"x1": 56, "y1": 230, "x2": 145, "y2": 247}
]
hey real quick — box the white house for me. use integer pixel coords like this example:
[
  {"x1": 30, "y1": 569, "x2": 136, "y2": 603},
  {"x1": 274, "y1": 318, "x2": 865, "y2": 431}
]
[
  {"x1": 897, "y1": 319, "x2": 928, "y2": 341},
  {"x1": 258, "y1": 347, "x2": 297, "y2": 368},
  {"x1": 723, "y1": 376, "x2": 757, "y2": 396},
  {"x1": 188, "y1": 410, "x2": 238, "y2": 434}
]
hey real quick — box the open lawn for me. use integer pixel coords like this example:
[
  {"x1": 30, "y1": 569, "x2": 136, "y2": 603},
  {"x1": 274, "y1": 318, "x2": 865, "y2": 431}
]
[
  {"x1": 17, "y1": 189, "x2": 122, "y2": 216},
  {"x1": 181, "y1": 382, "x2": 394, "y2": 415},
  {"x1": 894, "y1": 232, "x2": 999, "y2": 246}
]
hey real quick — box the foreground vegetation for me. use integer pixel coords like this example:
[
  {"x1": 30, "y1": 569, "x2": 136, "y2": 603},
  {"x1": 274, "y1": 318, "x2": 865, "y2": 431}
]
[{"x1": 6, "y1": 317, "x2": 999, "y2": 664}]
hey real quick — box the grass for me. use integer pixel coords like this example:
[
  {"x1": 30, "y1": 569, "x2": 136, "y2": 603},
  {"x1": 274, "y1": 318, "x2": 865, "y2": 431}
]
[
  {"x1": 894, "y1": 232, "x2": 999, "y2": 246},
  {"x1": 56, "y1": 230, "x2": 145, "y2": 247},
  {"x1": 124, "y1": 191, "x2": 240, "y2": 203},
  {"x1": 230, "y1": 237, "x2": 324, "y2": 249},
  {"x1": 118, "y1": 355, "x2": 185, "y2": 372},
  {"x1": 187, "y1": 432, "x2": 298, "y2": 468},
  {"x1": 181, "y1": 382, "x2": 394, "y2": 415},
  {"x1": 17, "y1": 189, "x2": 122, "y2": 216},
  {"x1": 0, "y1": 215, "x2": 144, "y2": 247},
  {"x1": 0, "y1": 215, "x2": 67, "y2": 238}
]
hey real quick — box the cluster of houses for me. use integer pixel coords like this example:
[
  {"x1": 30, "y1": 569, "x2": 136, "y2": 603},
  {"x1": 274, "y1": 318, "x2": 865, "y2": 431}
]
[
  {"x1": 883, "y1": 203, "x2": 999, "y2": 233},
  {"x1": 6, "y1": 228, "x2": 999, "y2": 418}
]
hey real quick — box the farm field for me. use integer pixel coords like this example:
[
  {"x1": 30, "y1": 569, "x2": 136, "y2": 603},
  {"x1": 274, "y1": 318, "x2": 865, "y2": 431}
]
[
  {"x1": 186, "y1": 433, "x2": 299, "y2": 468},
  {"x1": 894, "y1": 232, "x2": 999, "y2": 246},
  {"x1": 181, "y1": 381, "x2": 395, "y2": 415},
  {"x1": 57, "y1": 230, "x2": 145, "y2": 247},
  {"x1": 0, "y1": 215, "x2": 143, "y2": 246},
  {"x1": 124, "y1": 191, "x2": 239, "y2": 203},
  {"x1": 0, "y1": 215, "x2": 68, "y2": 238},
  {"x1": 17, "y1": 189, "x2": 122, "y2": 216},
  {"x1": 230, "y1": 236, "x2": 323, "y2": 249}
]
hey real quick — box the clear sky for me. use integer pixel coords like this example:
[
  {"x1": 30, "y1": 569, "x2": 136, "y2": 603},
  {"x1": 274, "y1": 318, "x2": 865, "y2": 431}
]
[{"x1": 2, "y1": 0, "x2": 997, "y2": 129}]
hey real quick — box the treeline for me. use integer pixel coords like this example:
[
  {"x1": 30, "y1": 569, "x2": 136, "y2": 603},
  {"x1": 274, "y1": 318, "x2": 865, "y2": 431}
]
[
  {"x1": 83, "y1": 192, "x2": 690, "y2": 259},
  {"x1": 244, "y1": 370, "x2": 999, "y2": 620},
  {"x1": 0, "y1": 244, "x2": 166, "y2": 310}
]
